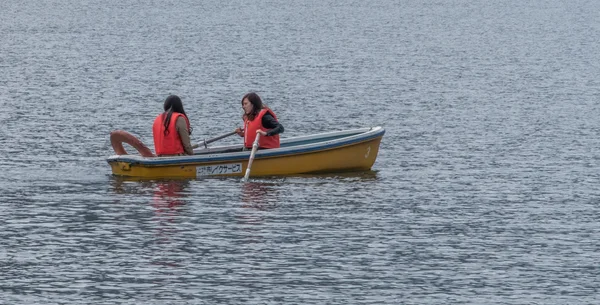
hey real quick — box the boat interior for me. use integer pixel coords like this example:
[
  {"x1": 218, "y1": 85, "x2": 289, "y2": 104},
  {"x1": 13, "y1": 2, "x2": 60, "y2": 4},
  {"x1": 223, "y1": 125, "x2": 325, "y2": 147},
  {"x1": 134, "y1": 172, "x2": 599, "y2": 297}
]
[{"x1": 193, "y1": 128, "x2": 372, "y2": 156}]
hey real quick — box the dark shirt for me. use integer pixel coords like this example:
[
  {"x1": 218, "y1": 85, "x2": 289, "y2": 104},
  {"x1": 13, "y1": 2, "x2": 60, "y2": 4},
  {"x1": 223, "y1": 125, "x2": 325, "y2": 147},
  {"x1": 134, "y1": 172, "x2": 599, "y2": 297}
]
[{"x1": 262, "y1": 113, "x2": 284, "y2": 136}]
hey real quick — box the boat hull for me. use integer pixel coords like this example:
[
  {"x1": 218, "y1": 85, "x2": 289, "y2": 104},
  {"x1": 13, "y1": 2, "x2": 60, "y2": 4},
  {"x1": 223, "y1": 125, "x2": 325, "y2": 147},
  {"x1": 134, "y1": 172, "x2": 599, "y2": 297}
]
[{"x1": 107, "y1": 126, "x2": 384, "y2": 179}]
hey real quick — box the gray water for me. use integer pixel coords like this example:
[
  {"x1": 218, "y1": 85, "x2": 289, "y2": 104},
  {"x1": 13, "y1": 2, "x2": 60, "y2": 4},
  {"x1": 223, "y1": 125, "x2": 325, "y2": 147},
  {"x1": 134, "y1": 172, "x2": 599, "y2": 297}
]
[{"x1": 1, "y1": 0, "x2": 600, "y2": 304}]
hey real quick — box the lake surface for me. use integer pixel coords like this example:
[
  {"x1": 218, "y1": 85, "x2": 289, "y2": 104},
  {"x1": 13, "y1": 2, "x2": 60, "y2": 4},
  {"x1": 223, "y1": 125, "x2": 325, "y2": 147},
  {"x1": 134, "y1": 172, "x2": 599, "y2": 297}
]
[{"x1": 1, "y1": 0, "x2": 600, "y2": 304}]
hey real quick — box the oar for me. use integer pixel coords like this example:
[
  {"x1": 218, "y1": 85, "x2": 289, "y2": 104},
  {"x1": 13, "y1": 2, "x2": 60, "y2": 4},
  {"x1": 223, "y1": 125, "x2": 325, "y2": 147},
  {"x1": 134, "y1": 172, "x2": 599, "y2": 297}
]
[
  {"x1": 243, "y1": 133, "x2": 260, "y2": 182},
  {"x1": 192, "y1": 130, "x2": 237, "y2": 149}
]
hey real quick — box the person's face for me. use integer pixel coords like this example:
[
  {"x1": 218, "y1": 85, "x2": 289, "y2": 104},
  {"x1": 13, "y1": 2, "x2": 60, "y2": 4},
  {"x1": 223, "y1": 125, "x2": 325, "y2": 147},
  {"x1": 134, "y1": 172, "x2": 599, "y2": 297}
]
[{"x1": 242, "y1": 98, "x2": 253, "y2": 115}]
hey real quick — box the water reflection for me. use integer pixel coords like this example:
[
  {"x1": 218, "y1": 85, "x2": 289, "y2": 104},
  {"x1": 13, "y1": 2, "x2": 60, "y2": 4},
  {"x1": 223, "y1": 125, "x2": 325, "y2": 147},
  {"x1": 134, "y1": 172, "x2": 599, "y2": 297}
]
[
  {"x1": 235, "y1": 182, "x2": 280, "y2": 233},
  {"x1": 109, "y1": 177, "x2": 190, "y2": 209},
  {"x1": 240, "y1": 181, "x2": 278, "y2": 209},
  {"x1": 109, "y1": 176, "x2": 155, "y2": 196},
  {"x1": 109, "y1": 177, "x2": 191, "y2": 267},
  {"x1": 292, "y1": 170, "x2": 380, "y2": 182},
  {"x1": 151, "y1": 180, "x2": 190, "y2": 210},
  {"x1": 150, "y1": 180, "x2": 190, "y2": 242},
  {"x1": 150, "y1": 180, "x2": 191, "y2": 269}
]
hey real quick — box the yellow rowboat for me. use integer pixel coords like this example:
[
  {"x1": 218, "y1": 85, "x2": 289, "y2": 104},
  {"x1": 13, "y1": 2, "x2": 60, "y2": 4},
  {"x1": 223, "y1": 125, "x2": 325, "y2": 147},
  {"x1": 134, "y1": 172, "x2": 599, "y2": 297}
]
[{"x1": 107, "y1": 126, "x2": 385, "y2": 179}]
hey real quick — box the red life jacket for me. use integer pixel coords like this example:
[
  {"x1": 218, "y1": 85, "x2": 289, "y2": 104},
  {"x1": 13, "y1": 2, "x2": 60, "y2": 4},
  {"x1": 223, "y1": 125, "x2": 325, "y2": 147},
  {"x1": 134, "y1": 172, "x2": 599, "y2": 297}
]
[
  {"x1": 244, "y1": 108, "x2": 280, "y2": 149},
  {"x1": 152, "y1": 112, "x2": 190, "y2": 156}
]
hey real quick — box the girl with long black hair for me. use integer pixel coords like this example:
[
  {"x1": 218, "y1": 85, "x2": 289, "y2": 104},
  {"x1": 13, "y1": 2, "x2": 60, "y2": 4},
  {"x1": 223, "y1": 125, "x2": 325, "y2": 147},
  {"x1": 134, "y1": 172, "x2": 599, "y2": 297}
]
[{"x1": 152, "y1": 95, "x2": 194, "y2": 156}]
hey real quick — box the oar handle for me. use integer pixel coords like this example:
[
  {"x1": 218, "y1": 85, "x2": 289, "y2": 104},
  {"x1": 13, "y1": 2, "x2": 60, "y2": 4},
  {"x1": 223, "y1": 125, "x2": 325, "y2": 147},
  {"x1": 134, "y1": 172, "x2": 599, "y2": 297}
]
[{"x1": 192, "y1": 130, "x2": 238, "y2": 149}]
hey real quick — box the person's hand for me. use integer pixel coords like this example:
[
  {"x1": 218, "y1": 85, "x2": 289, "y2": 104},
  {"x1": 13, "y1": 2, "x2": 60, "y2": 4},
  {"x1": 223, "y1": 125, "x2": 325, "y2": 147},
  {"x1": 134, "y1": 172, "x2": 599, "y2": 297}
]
[
  {"x1": 235, "y1": 128, "x2": 244, "y2": 137},
  {"x1": 256, "y1": 129, "x2": 267, "y2": 136}
]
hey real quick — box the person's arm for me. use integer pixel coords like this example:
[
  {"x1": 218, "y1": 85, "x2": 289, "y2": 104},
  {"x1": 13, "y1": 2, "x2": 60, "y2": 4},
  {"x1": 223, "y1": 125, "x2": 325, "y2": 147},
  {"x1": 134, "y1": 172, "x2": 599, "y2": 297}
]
[
  {"x1": 175, "y1": 117, "x2": 194, "y2": 155},
  {"x1": 261, "y1": 113, "x2": 284, "y2": 136}
]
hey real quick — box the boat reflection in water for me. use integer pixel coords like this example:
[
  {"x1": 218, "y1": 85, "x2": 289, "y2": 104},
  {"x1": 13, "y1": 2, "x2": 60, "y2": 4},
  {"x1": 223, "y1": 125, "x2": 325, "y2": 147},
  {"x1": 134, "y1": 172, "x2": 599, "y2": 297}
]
[
  {"x1": 240, "y1": 181, "x2": 280, "y2": 210},
  {"x1": 152, "y1": 180, "x2": 189, "y2": 210},
  {"x1": 110, "y1": 177, "x2": 190, "y2": 268},
  {"x1": 234, "y1": 181, "x2": 283, "y2": 244}
]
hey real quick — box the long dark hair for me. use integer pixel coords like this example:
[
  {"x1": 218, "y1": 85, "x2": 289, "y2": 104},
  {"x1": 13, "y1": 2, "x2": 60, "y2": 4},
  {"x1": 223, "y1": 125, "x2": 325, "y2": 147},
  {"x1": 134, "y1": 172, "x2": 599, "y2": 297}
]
[
  {"x1": 162, "y1": 95, "x2": 191, "y2": 135},
  {"x1": 241, "y1": 92, "x2": 267, "y2": 121}
]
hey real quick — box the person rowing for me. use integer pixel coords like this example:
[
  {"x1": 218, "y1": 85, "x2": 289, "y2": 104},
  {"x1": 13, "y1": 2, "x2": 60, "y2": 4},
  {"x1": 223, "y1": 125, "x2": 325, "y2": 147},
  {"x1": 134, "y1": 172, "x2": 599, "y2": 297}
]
[{"x1": 235, "y1": 92, "x2": 284, "y2": 149}]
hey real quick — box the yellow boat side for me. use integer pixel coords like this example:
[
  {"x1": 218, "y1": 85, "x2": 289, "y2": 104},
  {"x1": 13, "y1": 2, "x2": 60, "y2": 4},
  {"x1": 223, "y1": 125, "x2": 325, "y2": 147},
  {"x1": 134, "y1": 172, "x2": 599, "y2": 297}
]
[
  {"x1": 249, "y1": 136, "x2": 381, "y2": 176},
  {"x1": 107, "y1": 126, "x2": 385, "y2": 179},
  {"x1": 109, "y1": 137, "x2": 382, "y2": 179}
]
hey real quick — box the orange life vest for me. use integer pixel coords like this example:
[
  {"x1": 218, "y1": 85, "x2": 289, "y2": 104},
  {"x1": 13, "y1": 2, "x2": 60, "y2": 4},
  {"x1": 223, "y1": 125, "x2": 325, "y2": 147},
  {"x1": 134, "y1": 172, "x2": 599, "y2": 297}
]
[
  {"x1": 244, "y1": 108, "x2": 280, "y2": 149},
  {"x1": 152, "y1": 112, "x2": 190, "y2": 156}
]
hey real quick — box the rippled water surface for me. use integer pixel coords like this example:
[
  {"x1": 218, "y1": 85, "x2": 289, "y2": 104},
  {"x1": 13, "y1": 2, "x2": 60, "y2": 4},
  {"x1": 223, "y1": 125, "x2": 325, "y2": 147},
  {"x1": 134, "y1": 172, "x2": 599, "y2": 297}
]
[{"x1": 2, "y1": 0, "x2": 600, "y2": 304}]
